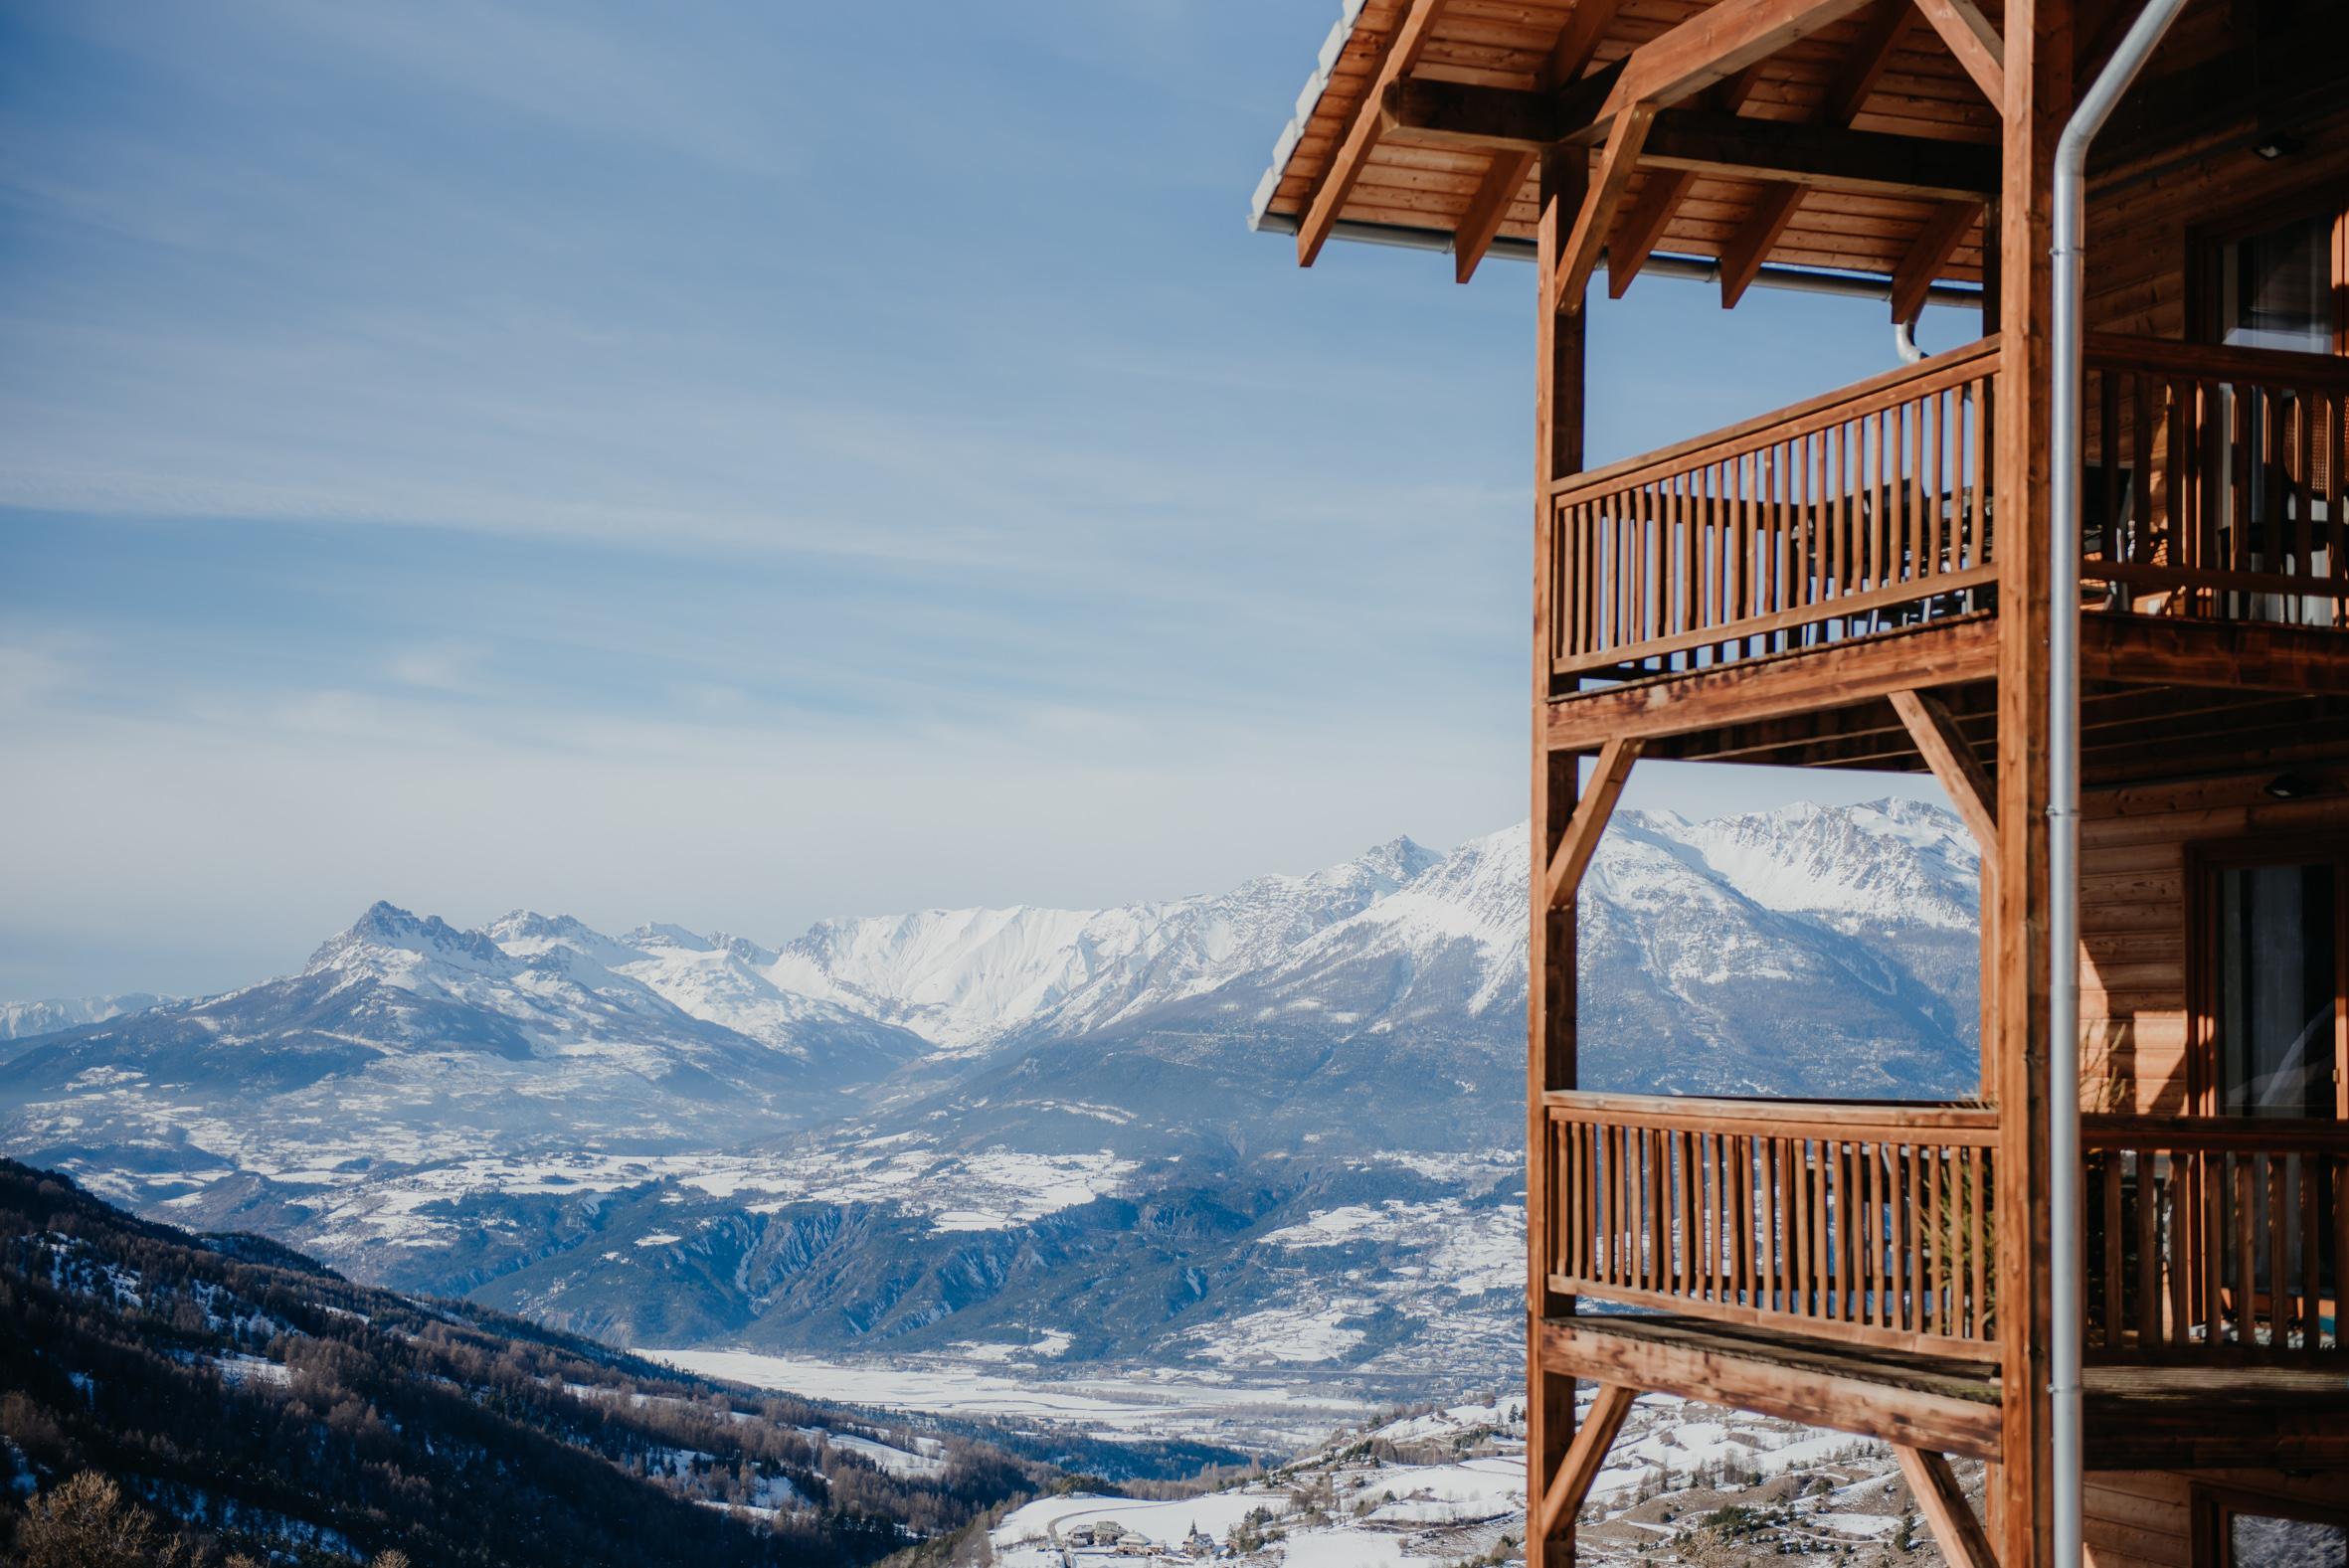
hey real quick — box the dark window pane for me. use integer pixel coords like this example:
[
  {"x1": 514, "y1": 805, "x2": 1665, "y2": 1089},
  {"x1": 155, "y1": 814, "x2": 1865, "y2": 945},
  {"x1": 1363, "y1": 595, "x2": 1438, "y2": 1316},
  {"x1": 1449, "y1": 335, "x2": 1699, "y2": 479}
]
[
  {"x1": 2216, "y1": 861, "x2": 2338, "y2": 1118},
  {"x1": 2223, "y1": 214, "x2": 2332, "y2": 355},
  {"x1": 2231, "y1": 1511, "x2": 2348, "y2": 1568}
]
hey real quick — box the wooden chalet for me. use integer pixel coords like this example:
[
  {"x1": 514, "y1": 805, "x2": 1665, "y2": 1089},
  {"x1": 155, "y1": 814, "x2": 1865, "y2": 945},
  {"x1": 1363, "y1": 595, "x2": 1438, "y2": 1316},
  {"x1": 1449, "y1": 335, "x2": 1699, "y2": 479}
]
[{"x1": 1248, "y1": 0, "x2": 2349, "y2": 1563}]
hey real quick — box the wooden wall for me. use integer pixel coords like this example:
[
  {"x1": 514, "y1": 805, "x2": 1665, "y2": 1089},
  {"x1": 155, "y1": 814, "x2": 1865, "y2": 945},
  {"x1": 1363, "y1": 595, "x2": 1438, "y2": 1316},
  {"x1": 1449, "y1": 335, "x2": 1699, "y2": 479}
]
[
  {"x1": 2084, "y1": 1468, "x2": 2346, "y2": 1567},
  {"x1": 2083, "y1": 93, "x2": 2349, "y2": 342},
  {"x1": 2078, "y1": 762, "x2": 2349, "y2": 1113}
]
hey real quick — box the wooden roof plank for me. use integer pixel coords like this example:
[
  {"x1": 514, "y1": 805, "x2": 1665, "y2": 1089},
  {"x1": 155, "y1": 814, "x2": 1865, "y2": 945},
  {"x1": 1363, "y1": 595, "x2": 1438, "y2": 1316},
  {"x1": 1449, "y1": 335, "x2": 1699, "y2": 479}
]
[{"x1": 1297, "y1": 0, "x2": 1450, "y2": 267}]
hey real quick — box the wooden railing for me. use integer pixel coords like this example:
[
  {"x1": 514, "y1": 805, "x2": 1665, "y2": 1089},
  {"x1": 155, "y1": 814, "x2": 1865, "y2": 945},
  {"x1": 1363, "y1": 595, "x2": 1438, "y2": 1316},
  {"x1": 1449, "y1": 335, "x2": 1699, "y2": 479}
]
[
  {"x1": 1543, "y1": 334, "x2": 2349, "y2": 687},
  {"x1": 1541, "y1": 1093, "x2": 2002, "y2": 1359},
  {"x1": 2081, "y1": 334, "x2": 2349, "y2": 628},
  {"x1": 1546, "y1": 339, "x2": 2001, "y2": 682},
  {"x1": 2082, "y1": 1116, "x2": 2346, "y2": 1363}
]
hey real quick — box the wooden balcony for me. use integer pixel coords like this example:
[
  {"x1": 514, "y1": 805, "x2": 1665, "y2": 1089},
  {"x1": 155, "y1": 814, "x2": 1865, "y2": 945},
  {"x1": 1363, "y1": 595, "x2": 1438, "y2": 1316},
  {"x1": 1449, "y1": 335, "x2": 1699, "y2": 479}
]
[
  {"x1": 1539, "y1": 1092, "x2": 2002, "y2": 1359},
  {"x1": 1542, "y1": 335, "x2": 2349, "y2": 696},
  {"x1": 1537, "y1": 1092, "x2": 2349, "y2": 1468}
]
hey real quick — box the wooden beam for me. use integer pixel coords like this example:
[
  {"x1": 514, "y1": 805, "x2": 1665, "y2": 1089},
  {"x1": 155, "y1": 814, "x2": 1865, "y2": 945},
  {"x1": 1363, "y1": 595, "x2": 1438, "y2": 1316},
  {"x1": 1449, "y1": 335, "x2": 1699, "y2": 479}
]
[
  {"x1": 1607, "y1": 170, "x2": 1699, "y2": 296},
  {"x1": 1608, "y1": 73, "x2": 1763, "y2": 297},
  {"x1": 1826, "y1": 0, "x2": 1918, "y2": 121},
  {"x1": 1551, "y1": 101, "x2": 1656, "y2": 315},
  {"x1": 1545, "y1": 617, "x2": 2001, "y2": 751},
  {"x1": 1535, "y1": 1384, "x2": 1637, "y2": 1543},
  {"x1": 2079, "y1": 615, "x2": 2349, "y2": 696},
  {"x1": 1456, "y1": 0, "x2": 1628, "y2": 284},
  {"x1": 1540, "y1": 1316, "x2": 2005, "y2": 1459},
  {"x1": 1382, "y1": 68, "x2": 1621, "y2": 154},
  {"x1": 1543, "y1": 737, "x2": 1641, "y2": 905},
  {"x1": 1718, "y1": 0, "x2": 1912, "y2": 309},
  {"x1": 1454, "y1": 152, "x2": 1535, "y2": 284},
  {"x1": 1603, "y1": 0, "x2": 1881, "y2": 119},
  {"x1": 1891, "y1": 688, "x2": 1998, "y2": 853},
  {"x1": 1909, "y1": 0, "x2": 2007, "y2": 105},
  {"x1": 1389, "y1": 86, "x2": 1992, "y2": 201},
  {"x1": 1991, "y1": 0, "x2": 2068, "y2": 1553},
  {"x1": 1528, "y1": 140, "x2": 1590, "y2": 1568},
  {"x1": 1640, "y1": 114, "x2": 1996, "y2": 200},
  {"x1": 1296, "y1": 0, "x2": 1447, "y2": 267},
  {"x1": 1890, "y1": 201, "x2": 1982, "y2": 324},
  {"x1": 1718, "y1": 187, "x2": 1806, "y2": 307},
  {"x1": 1545, "y1": 0, "x2": 1629, "y2": 86},
  {"x1": 1893, "y1": 1448, "x2": 1999, "y2": 1568}
]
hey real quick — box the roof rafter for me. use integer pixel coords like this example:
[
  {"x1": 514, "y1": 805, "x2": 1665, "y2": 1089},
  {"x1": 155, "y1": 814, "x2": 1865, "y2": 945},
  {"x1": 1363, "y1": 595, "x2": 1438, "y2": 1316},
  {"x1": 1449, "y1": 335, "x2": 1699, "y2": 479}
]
[
  {"x1": 1294, "y1": 0, "x2": 1448, "y2": 268},
  {"x1": 1609, "y1": 70, "x2": 1766, "y2": 297},
  {"x1": 1889, "y1": 200, "x2": 1982, "y2": 324},
  {"x1": 1453, "y1": 0, "x2": 1630, "y2": 284},
  {"x1": 1717, "y1": 0, "x2": 1914, "y2": 308},
  {"x1": 1551, "y1": 100, "x2": 1659, "y2": 314},
  {"x1": 1908, "y1": 0, "x2": 2007, "y2": 105}
]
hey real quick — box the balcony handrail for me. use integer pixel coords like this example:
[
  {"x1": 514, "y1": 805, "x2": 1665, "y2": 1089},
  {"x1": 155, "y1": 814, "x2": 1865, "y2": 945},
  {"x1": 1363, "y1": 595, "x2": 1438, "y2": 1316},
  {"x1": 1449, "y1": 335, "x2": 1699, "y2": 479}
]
[
  {"x1": 1542, "y1": 1089, "x2": 1998, "y2": 1138},
  {"x1": 1550, "y1": 336, "x2": 2003, "y2": 505},
  {"x1": 2083, "y1": 331, "x2": 2349, "y2": 391},
  {"x1": 2077, "y1": 1114, "x2": 2343, "y2": 1363},
  {"x1": 1542, "y1": 1091, "x2": 2002, "y2": 1359},
  {"x1": 2081, "y1": 1113, "x2": 2349, "y2": 1154}
]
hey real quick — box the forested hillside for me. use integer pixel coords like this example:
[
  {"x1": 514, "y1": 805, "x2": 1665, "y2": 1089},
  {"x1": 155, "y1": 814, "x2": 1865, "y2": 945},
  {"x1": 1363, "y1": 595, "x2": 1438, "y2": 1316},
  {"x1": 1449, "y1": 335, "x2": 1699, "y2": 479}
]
[{"x1": 0, "y1": 1161, "x2": 1091, "y2": 1566}]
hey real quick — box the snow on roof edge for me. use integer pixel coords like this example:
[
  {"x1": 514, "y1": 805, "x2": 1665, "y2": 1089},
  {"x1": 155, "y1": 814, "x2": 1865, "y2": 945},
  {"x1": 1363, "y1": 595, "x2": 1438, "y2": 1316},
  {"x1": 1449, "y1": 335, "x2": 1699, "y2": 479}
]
[{"x1": 1247, "y1": 0, "x2": 1370, "y2": 232}]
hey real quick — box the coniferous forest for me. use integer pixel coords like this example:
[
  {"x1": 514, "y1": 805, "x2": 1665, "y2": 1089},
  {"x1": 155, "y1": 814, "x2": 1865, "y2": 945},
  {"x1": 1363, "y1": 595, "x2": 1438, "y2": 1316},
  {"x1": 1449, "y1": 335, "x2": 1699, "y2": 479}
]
[{"x1": 0, "y1": 1161, "x2": 1107, "y2": 1566}]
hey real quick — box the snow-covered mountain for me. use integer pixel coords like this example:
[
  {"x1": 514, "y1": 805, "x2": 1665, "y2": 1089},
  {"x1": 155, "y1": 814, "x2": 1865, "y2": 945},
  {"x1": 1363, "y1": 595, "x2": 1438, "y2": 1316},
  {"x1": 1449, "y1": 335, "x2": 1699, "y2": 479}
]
[
  {"x1": 759, "y1": 835, "x2": 1442, "y2": 1051},
  {"x1": 0, "y1": 991, "x2": 170, "y2": 1042},
  {"x1": 1, "y1": 798, "x2": 1981, "y2": 1377}
]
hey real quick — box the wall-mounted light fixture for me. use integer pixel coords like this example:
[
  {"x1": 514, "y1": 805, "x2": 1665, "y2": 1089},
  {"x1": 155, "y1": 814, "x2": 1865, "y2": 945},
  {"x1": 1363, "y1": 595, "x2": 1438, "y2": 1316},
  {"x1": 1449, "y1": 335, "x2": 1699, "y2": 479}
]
[{"x1": 2263, "y1": 772, "x2": 2323, "y2": 799}]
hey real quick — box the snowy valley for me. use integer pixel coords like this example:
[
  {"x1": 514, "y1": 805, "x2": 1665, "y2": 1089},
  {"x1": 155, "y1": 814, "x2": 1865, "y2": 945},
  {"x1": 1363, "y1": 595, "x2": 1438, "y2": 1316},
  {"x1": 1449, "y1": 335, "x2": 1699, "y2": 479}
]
[{"x1": 1, "y1": 799, "x2": 1980, "y2": 1470}]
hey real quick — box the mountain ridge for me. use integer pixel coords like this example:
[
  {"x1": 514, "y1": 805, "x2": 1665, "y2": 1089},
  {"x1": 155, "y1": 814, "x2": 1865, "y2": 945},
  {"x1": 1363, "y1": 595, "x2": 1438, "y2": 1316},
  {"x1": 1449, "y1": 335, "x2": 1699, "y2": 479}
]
[{"x1": 1, "y1": 797, "x2": 1979, "y2": 1377}]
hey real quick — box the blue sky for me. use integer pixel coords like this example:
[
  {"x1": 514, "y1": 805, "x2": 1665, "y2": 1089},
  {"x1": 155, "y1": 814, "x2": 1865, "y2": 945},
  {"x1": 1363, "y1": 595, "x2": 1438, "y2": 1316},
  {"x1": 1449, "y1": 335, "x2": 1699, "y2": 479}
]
[{"x1": 0, "y1": 1, "x2": 1967, "y2": 998}]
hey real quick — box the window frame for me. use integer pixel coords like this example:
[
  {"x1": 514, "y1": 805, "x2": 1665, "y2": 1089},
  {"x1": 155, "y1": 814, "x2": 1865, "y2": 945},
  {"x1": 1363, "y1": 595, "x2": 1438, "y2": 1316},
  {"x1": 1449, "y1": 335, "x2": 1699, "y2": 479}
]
[
  {"x1": 2185, "y1": 836, "x2": 2349, "y2": 1120},
  {"x1": 2187, "y1": 186, "x2": 2349, "y2": 356},
  {"x1": 2191, "y1": 1480, "x2": 2349, "y2": 1567}
]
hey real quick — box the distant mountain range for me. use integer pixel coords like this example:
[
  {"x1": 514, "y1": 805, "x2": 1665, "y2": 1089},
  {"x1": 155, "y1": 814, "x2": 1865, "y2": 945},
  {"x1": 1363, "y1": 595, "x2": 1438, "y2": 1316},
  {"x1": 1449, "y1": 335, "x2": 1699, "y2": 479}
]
[
  {"x1": 0, "y1": 800, "x2": 1979, "y2": 1383},
  {"x1": 0, "y1": 991, "x2": 172, "y2": 1042}
]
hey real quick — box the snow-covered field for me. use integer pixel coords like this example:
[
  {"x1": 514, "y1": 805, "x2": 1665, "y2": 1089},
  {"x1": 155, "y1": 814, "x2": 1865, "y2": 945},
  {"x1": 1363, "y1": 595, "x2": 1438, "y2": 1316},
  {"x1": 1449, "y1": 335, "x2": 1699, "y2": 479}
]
[
  {"x1": 639, "y1": 1347, "x2": 1371, "y2": 1453},
  {"x1": 990, "y1": 1389, "x2": 1973, "y2": 1566}
]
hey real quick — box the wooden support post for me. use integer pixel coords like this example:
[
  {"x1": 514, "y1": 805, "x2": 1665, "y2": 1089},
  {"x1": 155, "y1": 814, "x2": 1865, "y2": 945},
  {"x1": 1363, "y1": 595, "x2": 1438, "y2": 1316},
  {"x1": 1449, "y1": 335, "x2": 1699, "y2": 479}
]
[
  {"x1": 1893, "y1": 1447, "x2": 1999, "y2": 1568},
  {"x1": 1529, "y1": 139, "x2": 1590, "y2": 1568},
  {"x1": 1892, "y1": 683, "x2": 2003, "y2": 1102},
  {"x1": 1890, "y1": 689, "x2": 1996, "y2": 852},
  {"x1": 1545, "y1": 738, "x2": 1643, "y2": 905},
  {"x1": 1536, "y1": 1384, "x2": 1639, "y2": 1542},
  {"x1": 1991, "y1": 0, "x2": 2069, "y2": 1558}
]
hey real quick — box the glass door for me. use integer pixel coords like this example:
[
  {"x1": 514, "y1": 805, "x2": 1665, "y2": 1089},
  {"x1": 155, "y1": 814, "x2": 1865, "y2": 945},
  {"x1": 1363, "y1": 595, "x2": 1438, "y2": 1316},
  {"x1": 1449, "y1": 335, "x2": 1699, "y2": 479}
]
[{"x1": 2201, "y1": 208, "x2": 2345, "y2": 621}]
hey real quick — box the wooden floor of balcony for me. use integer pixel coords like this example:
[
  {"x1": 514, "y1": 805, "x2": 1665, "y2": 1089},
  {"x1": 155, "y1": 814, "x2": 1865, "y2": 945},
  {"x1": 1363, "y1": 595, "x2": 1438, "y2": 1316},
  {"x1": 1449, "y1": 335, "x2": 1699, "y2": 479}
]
[
  {"x1": 1541, "y1": 610, "x2": 2349, "y2": 781},
  {"x1": 1540, "y1": 1311, "x2": 2349, "y2": 1471}
]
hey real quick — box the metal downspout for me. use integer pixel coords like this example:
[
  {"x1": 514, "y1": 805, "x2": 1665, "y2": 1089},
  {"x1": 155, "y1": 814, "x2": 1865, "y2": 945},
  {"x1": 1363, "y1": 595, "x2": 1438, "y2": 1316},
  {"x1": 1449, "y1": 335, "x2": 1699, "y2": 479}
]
[{"x1": 2050, "y1": 1, "x2": 2190, "y2": 1561}]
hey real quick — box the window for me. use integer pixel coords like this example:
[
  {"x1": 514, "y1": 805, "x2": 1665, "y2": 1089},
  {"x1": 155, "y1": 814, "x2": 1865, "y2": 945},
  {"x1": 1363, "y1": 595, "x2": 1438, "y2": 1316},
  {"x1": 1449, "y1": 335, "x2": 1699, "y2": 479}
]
[
  {"x1": 2216, "y1": 860, "x2": 2341, "y2": 1117},
  {"x1": 2197, "y1": 197, "x2": 2349, "y2": 356},
  {"x1": 2199, "y1": 843, "x2": 2349, "y2": 1121},
  {"x1": 2195, "y1": 1484, "x2": 2349, "y2": 1567},
  {"x1": 2216, "y1": 212, "x2": 2335, "y2": 356}
]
